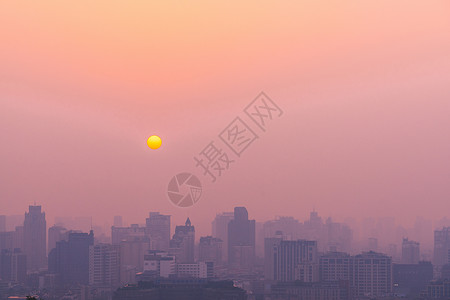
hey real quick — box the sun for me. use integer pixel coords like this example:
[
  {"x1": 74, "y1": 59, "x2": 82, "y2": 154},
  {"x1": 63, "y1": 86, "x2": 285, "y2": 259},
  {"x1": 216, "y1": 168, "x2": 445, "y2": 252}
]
[{"x1": 147, "y1": 135, "x2": 162, "y2": 149}]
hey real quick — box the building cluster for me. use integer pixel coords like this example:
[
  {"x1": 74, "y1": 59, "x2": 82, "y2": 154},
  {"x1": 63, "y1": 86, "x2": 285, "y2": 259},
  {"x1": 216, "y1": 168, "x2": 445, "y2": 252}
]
[{"x1": 1, "y1": 205, "x2": 450, "y2": 299}]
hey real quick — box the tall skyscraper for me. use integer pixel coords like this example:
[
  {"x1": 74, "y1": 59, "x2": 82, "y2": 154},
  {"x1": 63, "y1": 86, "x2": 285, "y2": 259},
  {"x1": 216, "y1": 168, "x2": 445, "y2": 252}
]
[
  {"x1": 265, "y1": 239, "x2": 319, "y2": 282},
  {"x1": 228, "y1": 207, "x2": 255, "y2": 270},
  {"x1": 89, "y1": 243, "x2": 120, "y2": 288},
  {"x1": 169, "y1": 218, "x2": 195, "y2": 263},
  {"x1": 146, "y1": 212, "x2": 170, "y2": 251},
  {"x1": 434, "y1": 227, "x2": 450, "y2": 266},
  {"x1": 111, "y1": 224, "x2": 146, "y2": 245},
  {"x1": 198, "y1": 236, "x2": 223, "y2": 266},
  {"x1": 0, "y1": 216, "x2": 5, "y2": 232},
  {"x1": 48, "y1": 225, "x2": 67, "y2": 255},
  {"x1": 352, "y1": 251, "x2": 392, "y2": 298},
  {"x1": 119, "y1": 236, "x2": 150, "y2": 284},
  {"x1": 49, "y1": 230, "x2": 94, "y2": 285},
  {"x1": 212, "y1": 212, "x2": 233, "y2": 263},
  {"x1": 23, "y1": 205, "x2": 46, "y2": 271},
  {"x1": 402, "y1": 238, "x2": 420, "y2": 264},
  {"x1": 113, "y1": 216, "x2": 123, "y2": 227}
]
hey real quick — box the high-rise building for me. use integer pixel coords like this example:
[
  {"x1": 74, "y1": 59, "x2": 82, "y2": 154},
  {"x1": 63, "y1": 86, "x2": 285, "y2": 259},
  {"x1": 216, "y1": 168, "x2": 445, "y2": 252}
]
[
  {"x1": 111, "y1": 224, "x2": 146, "y2": 245},
  {"x1": 393, "y1": 262, "x2": 433, "y2": 297},
  {"x1": 146, "y1": 212, "x2": 170, "y2": 251},
  {"x1": 48, "y1": 225, "x2": 67, "y2": 255},
  {"x1": 23, "y1": 205, "x2": 46, "y2": 271},
  {"x1": 434, "y1": 227, "x2": 450, "y2": 266},
  {"x1": 402, "y1": 238, "x2": 420, "y2": 264},
  {"x1": 89, "y1": 243, "x2": 120, "y2": 288},
  {"x1": 49, "y1": 230, "x2": 94, "y2": 285},
  {"x1": 198, "y1": 236, "x2": 223, "y2": 266},
  {"x1": 319, "y1": 252, "x2": 352, "y2": 282},
  {"x1": 264, "y1": 232, "x2": 283, "y2": 280},
  {"x1": 169, "y1": 218, "x2": 195, "y2": 263},
  {"x1": 352, "y1": 251, "x2": 392, "y2": 298},
  {"x1": 266, "y1": 239, "x2": 319, "y2": 282},
  {"x1": 0, "y1": 231, "x2": 14, "y2": 251},
  {"x1": 113, "y1": 216, "x2": 123, "y2": 227},
  {"x1": 211, "y1": 212, "x2": 234, "y2": 263},
  {"x1": 119, "y1": 235, "x2": 150, "y2": 284},
  {"x1": 228, "y1": 207, "x2": 255, "y2": 270},
  {"x1": 0, "y1": 216, "x2": 5, "y2": 232},
  {"x1": 0, "y1": 249, "x2": 27, "y2": 283}
]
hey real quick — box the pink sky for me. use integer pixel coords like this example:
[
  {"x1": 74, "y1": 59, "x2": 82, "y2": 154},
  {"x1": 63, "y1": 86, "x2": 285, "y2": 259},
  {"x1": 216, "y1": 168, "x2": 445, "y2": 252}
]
[{"x1": 1, "y1": 1, "x2": 450, "y2": 237}]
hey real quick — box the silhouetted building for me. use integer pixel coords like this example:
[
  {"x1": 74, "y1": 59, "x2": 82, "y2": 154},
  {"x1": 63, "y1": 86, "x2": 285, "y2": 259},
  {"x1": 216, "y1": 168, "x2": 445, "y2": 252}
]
[
  {"x1": 319, "y1": 252, "x2": 352, "y2": 282},
  {"x1": 352, "y1": 251, "x2": 392, "y2": 298},
  {"x1": 146, "y1": 212, "x2": 170, "y2": 251},
  {"x1": 402, "y1": 238, "x2": 420, "y2": 264},
  {"x1": 119, "y1": 236, "x2": 150, "y2": 284},
  {"x1": 198, "y1": 236, "x2": 222, "y2": 266},
  {"x1": 434, "y1": 227, "x2": 450, "y2": 267},
  {"x1": 23, "y1": 205, "x2": 46, "y2": 271},
  {"x1": 266, "y1": 239, "x2": 319, "y2": 282},
  {"x1": 113, "y1": 216, "x2": 123, "y2": 227},
  {"x1": 228, "y1": 207, "x2": 255, "y2": 270},
  {"x1": 49, "y1": 230, "x2": 94, "y2": 285},
  {"x1": 48, "y1": 225, "x2": 67, "y2": 255},
  {"x1": 89, "y1": 243, "x2": 120, "y2": 288},
  {"x1": 169, "y1": 218, "x2": 195, "y2": 263},
  {"x1": 393, "y1": 261, "x2": 433, "y2": 297},
  {"x1": 212, "y1": 212, "x2": 234, "y2": 263},
  {"x1": 0, "y1": 249, "x2": 26, "y2": 283},
  {"x1": 0, "y1": 216, "x2": 5, "y2": 232},
  {"x1": 112, "y1": 224, "x2": 146, "y2": 245},
  {"x1": 264, "y1": 231, "x2": 284, "y2": 280}
]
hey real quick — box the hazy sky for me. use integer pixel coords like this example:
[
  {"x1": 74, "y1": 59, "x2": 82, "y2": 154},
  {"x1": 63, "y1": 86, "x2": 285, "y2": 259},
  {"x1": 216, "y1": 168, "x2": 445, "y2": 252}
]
[{"x1": 1, "y1": 1, "x2": 450, "y2": 238}]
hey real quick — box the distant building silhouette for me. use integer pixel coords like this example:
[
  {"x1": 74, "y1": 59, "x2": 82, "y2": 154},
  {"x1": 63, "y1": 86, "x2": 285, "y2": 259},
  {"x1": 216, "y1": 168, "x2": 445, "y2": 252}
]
[
  {"x1": 23, "y1": 205, "x2": 46, "y2": 271},
  {"x1": 0, "y1": 248, "x2": 27, "y2": 284},
  {"x1": 111, "y1": 224, "x2": 146, "y2": 245},
  {"x1": 393, "y1": 261, "x2": 433, "y2": 297},
  {"x1": 48, "y1": 225, "x2": 67, "y2": 255},
  {"x1": 265, "y1": 238, "x2": 319, "y2": 282},
  {"x1": 113, "y1": 216, "x2": 123, "y2": 227},
  {"x1": 402, "y1": 238, "x2": 420, "y2": 264},
  {"x1": 212, "y1": 212, "x2": 233, "y2": 263},
  {"x1": 0, "y1": 216, "x2": 5, "y2": 232},
  {"x1": 146, "y1": 212, "x2": 170, "y2": 251},
  {"x1": 119, "y1": 235, "x2": 150, "y2": 284},
  {"x1": 49, "y1": 230, "x2": 94, "y2": 285},
  {"x1": 228, "y1": 207, "x2": 255, "y2": 270},
  {"x1": 169, "y1": 218, "x2": 195, "y2": 263},
  {"x1": 198, "y1": 236, "x2": 223, "y2": 266},
  {"x1": 434, "y1": 227, "x2": 450, "y2": 266}
]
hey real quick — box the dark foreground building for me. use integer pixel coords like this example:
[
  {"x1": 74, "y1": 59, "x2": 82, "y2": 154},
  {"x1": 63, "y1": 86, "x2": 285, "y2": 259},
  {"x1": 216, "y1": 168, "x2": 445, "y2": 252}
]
[{"x1": 113, "y1": 279, "x2": 247, "y2": 300}]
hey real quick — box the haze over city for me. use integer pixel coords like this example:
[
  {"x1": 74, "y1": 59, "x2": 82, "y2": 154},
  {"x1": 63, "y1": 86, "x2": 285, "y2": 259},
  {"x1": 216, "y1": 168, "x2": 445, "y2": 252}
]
[{"x1": 1, "y1": 1, "x2": 450, "y2": 299}]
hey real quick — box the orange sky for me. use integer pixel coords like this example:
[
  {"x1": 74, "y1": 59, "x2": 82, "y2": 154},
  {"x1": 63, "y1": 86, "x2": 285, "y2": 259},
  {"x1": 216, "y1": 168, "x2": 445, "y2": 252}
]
[{"x1": 1, "y1": 1, "x2": 450, "y2": 237}]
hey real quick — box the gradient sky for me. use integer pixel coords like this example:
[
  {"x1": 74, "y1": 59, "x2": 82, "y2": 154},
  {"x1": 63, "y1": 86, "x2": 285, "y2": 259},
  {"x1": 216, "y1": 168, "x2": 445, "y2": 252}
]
[{"x1": 1, "y1": 1, "x2": 450, "y2": 238}]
